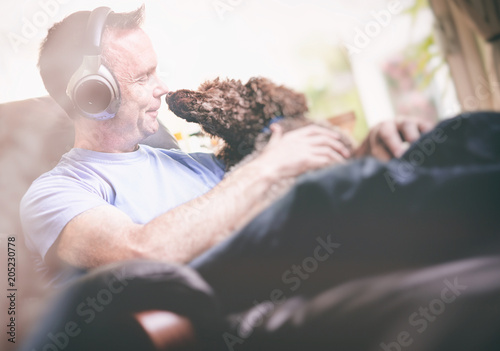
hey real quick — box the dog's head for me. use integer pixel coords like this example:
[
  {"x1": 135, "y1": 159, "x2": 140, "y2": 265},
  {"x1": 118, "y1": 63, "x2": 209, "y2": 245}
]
[{"x1": 166, "y1": 77, "x2": 308, "y2": 145}]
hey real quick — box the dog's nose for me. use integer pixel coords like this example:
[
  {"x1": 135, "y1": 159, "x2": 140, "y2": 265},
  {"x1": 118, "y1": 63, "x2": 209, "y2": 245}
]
[{"x1": 165, "y1": 91, "x2": 174, "y2": 103}]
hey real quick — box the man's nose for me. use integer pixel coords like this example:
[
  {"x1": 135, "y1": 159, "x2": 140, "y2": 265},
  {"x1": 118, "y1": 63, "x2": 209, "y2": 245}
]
[{"x1": 153, "y1": 75, "x2": 169, "y2": 97}]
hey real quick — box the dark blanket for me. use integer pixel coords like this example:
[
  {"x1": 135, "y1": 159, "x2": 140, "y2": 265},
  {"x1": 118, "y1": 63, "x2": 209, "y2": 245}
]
[
  {"x1": 218, "y1": 256, "x2": 500, "y2": 351},
  {"x1": 21, "y1": 112, "x2": 500, "y2": 351},
  {"x1": 190, "y1": 111, "x2": 500, "y2": 349},
  {"x1": 191, "y1": 112, "x2": 500, "y2": 311}
]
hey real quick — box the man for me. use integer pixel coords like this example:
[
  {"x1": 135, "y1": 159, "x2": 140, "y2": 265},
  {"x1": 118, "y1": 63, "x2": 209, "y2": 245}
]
[{"x1": 20, "y1": 5, "x2": 430, "y2": 286}]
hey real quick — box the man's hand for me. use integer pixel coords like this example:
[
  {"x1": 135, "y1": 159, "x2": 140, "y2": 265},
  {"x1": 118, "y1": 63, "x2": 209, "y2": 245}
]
[
  {"x1": 354, "y1": 118, "x2": 435, "y2": 161},
  {"x1": 255, "y1": 124, "x2": 351, "y2": 179}
]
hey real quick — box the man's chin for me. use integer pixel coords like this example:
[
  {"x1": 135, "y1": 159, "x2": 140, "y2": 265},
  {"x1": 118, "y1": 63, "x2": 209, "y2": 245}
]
[
  {"x1": 145, "y1": 119, "x2": 160, "y2": 135},
  {"x1": 150, "y1": 120, "x2": 160, "y2": 135},
  {"x1": 138, "y1": 121, "x2": 160, "y2": 144}
]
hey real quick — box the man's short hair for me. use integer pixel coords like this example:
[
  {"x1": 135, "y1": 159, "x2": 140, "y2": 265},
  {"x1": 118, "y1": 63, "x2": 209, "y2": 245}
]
[{"x1": 38, "y1": 6, "x2": 144, "y2": 118}]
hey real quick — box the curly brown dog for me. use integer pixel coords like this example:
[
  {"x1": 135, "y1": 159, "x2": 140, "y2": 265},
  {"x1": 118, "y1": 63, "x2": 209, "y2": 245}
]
[{"x1": 165, "y1": 76, "x2": 354, "y2": 170}]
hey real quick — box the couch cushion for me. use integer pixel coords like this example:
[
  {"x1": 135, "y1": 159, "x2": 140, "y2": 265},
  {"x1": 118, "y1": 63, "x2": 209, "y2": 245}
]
[{"x1": 0, "y1": 96, "x2": 74, "y2": 236}]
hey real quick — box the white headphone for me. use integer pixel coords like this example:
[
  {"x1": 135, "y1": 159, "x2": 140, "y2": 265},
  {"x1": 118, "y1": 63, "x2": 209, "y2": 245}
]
[{"x1": 66, "y1": 7, "x2": 120, "y2": 120}]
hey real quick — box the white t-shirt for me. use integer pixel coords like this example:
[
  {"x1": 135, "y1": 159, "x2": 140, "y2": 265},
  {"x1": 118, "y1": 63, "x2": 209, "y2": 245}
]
[{"x1": 20, "y1": 144, "x2": 225, "y2": 284}]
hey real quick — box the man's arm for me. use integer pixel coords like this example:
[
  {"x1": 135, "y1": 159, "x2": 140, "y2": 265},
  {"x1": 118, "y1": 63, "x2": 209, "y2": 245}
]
[{"x1": 57, "y1": 124, "x2": 350, "y2": 268}]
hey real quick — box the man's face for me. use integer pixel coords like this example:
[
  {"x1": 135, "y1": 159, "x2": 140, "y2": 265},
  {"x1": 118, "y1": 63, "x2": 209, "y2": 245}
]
[{"x1": 103, "y1": 28, "x2": 169, "y2": 142}]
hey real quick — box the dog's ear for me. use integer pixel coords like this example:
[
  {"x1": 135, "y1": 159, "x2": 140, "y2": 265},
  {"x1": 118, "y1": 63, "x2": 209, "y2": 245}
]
[{"x1": 245, "y1": 77, "x2": 308, "y2": 120}]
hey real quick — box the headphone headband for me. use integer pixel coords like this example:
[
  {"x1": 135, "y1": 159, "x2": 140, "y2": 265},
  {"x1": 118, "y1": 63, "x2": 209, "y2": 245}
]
[{"x1": 84, "y1": 7, "x2": 112, "y2": 55}]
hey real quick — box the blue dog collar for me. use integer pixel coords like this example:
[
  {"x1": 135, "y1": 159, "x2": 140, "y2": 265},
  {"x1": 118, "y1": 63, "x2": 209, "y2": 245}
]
[{"x1": 261, "y1": 115, "x2": 284, "y2": 133}]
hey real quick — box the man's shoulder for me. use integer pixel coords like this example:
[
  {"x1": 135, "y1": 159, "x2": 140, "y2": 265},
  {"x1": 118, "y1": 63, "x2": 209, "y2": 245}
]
[
  {"x1": 25, "y1": 148, "x2": 113, "y2": 200},
  {"x1": 34, "y1": 149, "x2": 100, "y2": 181}
]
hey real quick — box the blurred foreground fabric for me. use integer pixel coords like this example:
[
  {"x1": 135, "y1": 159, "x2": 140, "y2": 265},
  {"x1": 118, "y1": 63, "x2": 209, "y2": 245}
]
[{"x1": 18, "y1": 111, "x2": 500, "y2": 351}]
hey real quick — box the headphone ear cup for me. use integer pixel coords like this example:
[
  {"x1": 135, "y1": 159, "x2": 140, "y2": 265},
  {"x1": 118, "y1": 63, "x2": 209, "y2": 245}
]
[
  {"x1": 74, "y1": 77, "x2": 112, "y2": 114},
  {"x1": 69, "y1": 62, "x2": 120, "y2": 120}
]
